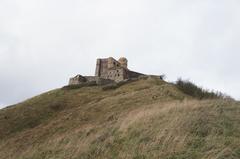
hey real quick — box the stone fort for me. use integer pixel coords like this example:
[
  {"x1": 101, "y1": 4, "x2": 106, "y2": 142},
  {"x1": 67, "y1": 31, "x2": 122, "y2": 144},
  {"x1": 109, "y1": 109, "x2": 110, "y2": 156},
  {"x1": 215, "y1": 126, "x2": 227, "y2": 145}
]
[{"x1": 69, "y1": 57, "x2": 143, "y2": 85}]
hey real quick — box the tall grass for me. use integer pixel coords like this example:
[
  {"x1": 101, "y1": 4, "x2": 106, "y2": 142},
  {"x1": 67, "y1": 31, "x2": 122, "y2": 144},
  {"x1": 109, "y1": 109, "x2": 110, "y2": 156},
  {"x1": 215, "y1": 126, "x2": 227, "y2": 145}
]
[
  {"x1": 175, "y1": 78, "x2": 230, "y2": 100},
  {"x1": 0, "y1": 77, "x2": 239, "y2": 159}
]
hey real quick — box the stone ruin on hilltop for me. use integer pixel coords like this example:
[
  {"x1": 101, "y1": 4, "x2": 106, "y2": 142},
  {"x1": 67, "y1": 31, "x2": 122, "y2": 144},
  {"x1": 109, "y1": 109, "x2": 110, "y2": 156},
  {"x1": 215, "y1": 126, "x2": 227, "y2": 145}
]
[{"x1": 69, "y1": 57, "x2": 144, "y2": 85}]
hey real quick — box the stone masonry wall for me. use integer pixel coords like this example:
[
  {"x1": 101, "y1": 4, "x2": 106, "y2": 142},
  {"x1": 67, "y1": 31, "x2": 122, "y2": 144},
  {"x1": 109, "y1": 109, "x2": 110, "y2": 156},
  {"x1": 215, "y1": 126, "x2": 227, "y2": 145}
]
[
  {"x1": 107, "y1": 68, "x2": 128, "y2": 82},
  {"x1": 69, "y1": 75, "x2": 87, "y2": 85}
]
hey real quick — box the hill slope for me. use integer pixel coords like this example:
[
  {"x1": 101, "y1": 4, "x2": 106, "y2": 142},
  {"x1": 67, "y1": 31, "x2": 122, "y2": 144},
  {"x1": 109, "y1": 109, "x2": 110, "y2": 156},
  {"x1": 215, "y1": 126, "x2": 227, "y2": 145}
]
[{"x1": 0, "y1": 77, "x2": 239, "y2": 159}]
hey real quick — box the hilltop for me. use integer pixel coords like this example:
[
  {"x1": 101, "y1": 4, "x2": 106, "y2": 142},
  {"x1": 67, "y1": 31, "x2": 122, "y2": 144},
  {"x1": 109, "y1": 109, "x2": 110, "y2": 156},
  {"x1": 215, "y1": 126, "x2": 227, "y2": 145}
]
[{"x1": 0, "y1": 77, "x2": 240, "y2": 159}]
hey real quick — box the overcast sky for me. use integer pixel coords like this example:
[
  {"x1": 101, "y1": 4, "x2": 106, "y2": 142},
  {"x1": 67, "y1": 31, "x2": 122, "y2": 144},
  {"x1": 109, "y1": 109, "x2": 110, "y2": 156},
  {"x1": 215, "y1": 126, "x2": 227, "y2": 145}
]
[{"x1": 1, "y1": 0, "x2": 240, "y2": 109}]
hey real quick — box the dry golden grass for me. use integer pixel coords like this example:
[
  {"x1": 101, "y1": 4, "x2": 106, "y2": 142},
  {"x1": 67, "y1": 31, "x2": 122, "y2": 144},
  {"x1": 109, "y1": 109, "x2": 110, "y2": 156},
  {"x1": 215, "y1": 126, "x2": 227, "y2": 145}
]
[{"x1": 0, "y1": 77, "x2": 239, "y2": 159}]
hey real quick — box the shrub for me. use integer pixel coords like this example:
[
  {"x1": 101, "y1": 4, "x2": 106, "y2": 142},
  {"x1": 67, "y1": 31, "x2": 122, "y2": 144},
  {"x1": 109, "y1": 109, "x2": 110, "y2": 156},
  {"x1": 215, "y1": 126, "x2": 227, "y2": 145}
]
[{"x1": 175, "y1": 78, "x2": 230, "y2": 100}]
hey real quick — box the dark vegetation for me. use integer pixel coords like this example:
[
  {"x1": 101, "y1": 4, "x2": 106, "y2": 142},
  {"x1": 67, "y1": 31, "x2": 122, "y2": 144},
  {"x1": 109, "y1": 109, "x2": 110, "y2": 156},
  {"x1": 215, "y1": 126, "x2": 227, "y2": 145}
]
[{"x1": 175, "y1": 78, "x2": 231, "y2": 100}]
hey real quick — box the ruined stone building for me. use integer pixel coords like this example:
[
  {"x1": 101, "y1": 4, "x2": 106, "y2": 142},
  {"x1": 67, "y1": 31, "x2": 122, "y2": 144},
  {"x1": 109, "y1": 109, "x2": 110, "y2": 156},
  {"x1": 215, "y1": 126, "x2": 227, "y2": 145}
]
[
  {"x1": 69, "y1": 57, "x2": 143, "y2": 85},
  {"x1": 95, "y1": 57, "x2": 143, "y2": 82}
]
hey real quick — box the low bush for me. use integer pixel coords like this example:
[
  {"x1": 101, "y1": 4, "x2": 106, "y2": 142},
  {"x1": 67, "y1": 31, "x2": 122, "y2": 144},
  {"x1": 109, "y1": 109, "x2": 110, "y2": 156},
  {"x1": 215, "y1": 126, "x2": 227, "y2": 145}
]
[{"x1": 175, "y1": 78, "x2": 230, "y2": 100}]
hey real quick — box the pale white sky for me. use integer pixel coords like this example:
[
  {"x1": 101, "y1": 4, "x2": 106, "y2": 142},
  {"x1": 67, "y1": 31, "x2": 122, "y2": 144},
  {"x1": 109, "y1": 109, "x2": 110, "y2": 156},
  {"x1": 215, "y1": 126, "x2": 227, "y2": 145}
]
[{"x1": 1, "y1": 0, "x2": 240, "y2": 108}]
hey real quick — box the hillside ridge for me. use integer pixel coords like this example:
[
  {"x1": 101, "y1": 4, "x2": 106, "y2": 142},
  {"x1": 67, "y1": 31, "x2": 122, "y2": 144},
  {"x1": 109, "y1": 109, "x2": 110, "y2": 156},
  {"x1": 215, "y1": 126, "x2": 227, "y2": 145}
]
[{"x1": 0, "y1": 77, "x2": 239, "y2": 159}]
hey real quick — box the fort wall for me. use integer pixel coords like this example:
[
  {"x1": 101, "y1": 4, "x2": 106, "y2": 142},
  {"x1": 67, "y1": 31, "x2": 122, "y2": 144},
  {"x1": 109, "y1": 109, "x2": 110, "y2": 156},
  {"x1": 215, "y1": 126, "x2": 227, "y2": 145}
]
[{"x1": 69, "y1": 75, "x2": 114, "y2": 85}]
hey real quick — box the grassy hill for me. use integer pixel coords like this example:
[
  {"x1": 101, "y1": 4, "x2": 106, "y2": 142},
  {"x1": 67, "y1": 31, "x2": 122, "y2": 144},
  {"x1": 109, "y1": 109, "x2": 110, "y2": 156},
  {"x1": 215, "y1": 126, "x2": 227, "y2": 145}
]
[{"x1": 0, "y1": 77, "x2": 239, "y2": 159}]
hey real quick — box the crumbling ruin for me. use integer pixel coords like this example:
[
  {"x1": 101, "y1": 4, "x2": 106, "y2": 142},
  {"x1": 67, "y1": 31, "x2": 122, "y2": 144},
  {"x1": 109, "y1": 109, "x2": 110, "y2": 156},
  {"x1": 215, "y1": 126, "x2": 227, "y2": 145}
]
[{"x1": 69, "y1": 57, "x2": 143, "y2": 85}]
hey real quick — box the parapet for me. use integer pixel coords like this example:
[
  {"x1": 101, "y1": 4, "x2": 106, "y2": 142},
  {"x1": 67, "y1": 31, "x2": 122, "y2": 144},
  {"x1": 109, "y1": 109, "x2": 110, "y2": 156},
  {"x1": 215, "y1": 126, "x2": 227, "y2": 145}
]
[{"x1": 69, "y1": 75, "x2": 114, "y2": 86}]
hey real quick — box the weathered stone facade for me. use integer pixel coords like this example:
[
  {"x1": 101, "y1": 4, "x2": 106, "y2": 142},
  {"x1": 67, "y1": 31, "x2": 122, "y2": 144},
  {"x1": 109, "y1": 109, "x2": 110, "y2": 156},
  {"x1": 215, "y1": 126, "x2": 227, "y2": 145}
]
[
  {"x1": 69, "y1": 57, "x2": 143, "y2": 85},
  {"x1": 95, "y1": 57, "x2": 143, "y2": 82},
  {"x1": 69, "y1": 75, "x2": 86, "y2": 85}
]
